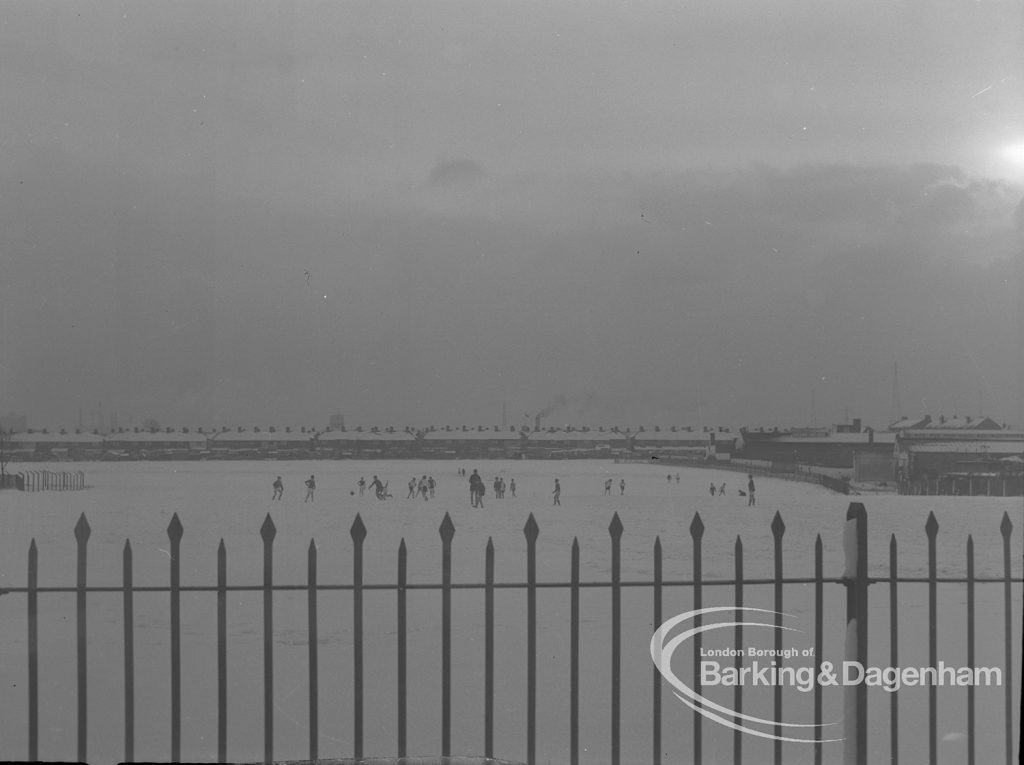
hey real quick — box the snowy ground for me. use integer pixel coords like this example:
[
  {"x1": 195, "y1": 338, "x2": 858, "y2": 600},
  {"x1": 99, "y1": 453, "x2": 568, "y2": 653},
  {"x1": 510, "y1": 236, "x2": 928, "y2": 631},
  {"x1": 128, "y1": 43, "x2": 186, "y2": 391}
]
[{"x1": 0, "y1": 459, "x2": 1020, "y2": 764}]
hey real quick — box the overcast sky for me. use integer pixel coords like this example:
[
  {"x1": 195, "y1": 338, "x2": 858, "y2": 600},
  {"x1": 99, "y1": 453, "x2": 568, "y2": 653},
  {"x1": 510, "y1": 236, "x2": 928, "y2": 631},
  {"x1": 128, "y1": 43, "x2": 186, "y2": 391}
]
[{"x1": 2, "y1": 1, "x2": 1023, "y2": 430}]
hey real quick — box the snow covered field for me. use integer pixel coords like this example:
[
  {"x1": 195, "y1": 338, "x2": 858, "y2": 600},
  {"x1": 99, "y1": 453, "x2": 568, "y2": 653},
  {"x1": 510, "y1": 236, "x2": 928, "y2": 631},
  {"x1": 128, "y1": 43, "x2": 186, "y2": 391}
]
[{"x1": 0, "y1": 459, "x2": 1020, "y2": 764}]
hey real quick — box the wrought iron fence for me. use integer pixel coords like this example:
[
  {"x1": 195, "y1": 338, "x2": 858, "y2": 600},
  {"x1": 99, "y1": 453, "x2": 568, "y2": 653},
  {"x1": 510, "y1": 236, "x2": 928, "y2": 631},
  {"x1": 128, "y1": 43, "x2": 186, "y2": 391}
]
[
  {"x1": 16, "y1": 469, "x2": 86, "y2": 491},
  {"x1": 0, "y1": 503, "x2": 1019, "y2": 764}
]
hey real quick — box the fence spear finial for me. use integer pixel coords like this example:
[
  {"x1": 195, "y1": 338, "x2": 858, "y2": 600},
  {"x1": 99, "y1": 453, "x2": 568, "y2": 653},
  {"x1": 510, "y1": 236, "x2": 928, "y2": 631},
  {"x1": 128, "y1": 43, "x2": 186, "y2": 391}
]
[
  {"x1": 74, "y1": 513, "x2": 91, "y2": 543},
  {"x1": 770, "y1": 510, "x2": 786, "y2": 538},
  {"x1": 523, "y1": 513, "x2": 539, "y2": 543},
  {"x1": 167, "y1": 513, "x2": 183, "y2": 544},
  {"x1": 350, "y1": 513, "x2": 366, "y2": 543},
  {"x1": 689, "y1": 512, "x2": 704, "y2": 539},
  {"x1": 260, "y1": 513, "x2": 276, "y2": 542},
  {"x1": 439, "y1": 512, "x2": 455, "y2": 543}
]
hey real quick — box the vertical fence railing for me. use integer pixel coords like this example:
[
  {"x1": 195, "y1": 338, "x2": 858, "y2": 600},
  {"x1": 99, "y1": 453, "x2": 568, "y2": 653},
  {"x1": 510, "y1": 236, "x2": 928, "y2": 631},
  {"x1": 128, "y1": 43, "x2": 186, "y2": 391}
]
[
  {"x1": 7, "y1": 503, "x2": 1021, "y2": 765},
  {"x1": 733, "y1": 536, "x2": 743, "y2": 765},
  {"x1": 397, "y1": 538, "x2": 407, "y2": 758},
  {"x1": 888, "y1": 534, "x2": 898, "y2": 765},
  {"x1": 168, "y1": 514, "x2": 183, "y2": 763},
  {"x1": 123, "y1": 539, "x2": 135, "y2": 763},
  {"x1": 843, "y1": 503, "x2": 868, "y2": 765},
  {"x1": 1000, "y1": 512, "x2": 1014, "y2": 765},
  {"x1": 261, "y1": 515, "x2": 277, "y2": 764},
  {"x1": 966, "y1": 535, "x2": 975, "y2": 765},
  {"x1": 524, "y1": 515, "x2": 539, "y2": 765},
  {"x1": 483, "y1": 537, "x2": 494, "y2": 759},
  {"x1": 351, "y1": 515, "x2": 367, "y2": 760},
  {"x1": 814, "y1": 534, "x2": 823, "y2": 765},
  {"x1": 652, "y1": 536, "x2": 662, "y2": 765},
  {"x1": 217, "y1": 540, "x2": 227, "y2": 763},
  {"x1": 308, "y1": 539, "x2": 319, "y2": 762},
  {"x1": 690, "y1": 513, "x2": 704, "y2": 765},
  {"x1": 27, "y1": 540, "x2": 38, "y2": 762},
  {"x1": 570, "y1": 536, "x2": 580, "y2": 765},
  {"x1": 74, "y1": 513, "x2": 90, "y2": 764},
  {"x1": 609, "y1": 512, "x2": 623, "y2": 765},
  {"x1": 439, "y1": 513, "x2": 454, "y2": 759},
  {"x1": 771, "y1": 512, "x2": 785, "y2": 765},
  {"x1": 925, "y1": 511, "x2": 938, "y2": 765}
]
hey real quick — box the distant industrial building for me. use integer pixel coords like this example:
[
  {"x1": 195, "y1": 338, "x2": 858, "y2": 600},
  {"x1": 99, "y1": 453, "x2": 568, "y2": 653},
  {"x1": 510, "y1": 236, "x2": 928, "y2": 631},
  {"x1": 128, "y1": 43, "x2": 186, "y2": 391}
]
[
  {"x1": 893, "y1": 417, "x2": 1023, "y2": 495},
  {"x1": 889, "y1": 414, "x2": 1004, "y2": 431},
  {"x1": 9, "y1": 429, "x2": 105, "y2": 460},
  {"x1": 210, "y1": 427, "x2": 316, "y2": 458},
  {"x1": 737, "y1": 419, "x2": 894, "y2": 470},
  {"x1": 105, "y1": 428, "x2": 208, "y2": 459}
]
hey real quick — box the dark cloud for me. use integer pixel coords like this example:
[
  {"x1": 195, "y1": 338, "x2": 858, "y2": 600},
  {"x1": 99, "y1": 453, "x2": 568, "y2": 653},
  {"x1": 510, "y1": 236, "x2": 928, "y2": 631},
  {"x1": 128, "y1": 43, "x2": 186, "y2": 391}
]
[{"x1": 3, "y1": 142, "x2": 1021, "y2": 428}]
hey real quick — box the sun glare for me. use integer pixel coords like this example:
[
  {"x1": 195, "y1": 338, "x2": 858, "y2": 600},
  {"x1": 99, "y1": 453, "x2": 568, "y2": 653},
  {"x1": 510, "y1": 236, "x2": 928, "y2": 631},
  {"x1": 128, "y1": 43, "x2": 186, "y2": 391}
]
[{"x1": 999, "y1": 141, "x2": 1024, "y2": 165}]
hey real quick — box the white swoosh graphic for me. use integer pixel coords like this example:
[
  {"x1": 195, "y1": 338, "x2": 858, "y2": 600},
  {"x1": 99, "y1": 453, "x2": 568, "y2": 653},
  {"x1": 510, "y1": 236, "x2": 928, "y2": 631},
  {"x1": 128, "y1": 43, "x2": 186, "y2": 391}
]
[{"x1": 651, "y1": 606, "x2": 842, "y2": 743}]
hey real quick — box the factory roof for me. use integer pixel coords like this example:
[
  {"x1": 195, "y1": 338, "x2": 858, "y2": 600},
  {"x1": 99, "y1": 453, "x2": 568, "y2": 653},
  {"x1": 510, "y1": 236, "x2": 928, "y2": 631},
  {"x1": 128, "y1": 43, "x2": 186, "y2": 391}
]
[
  {"x1": 905, "y1": 440, "x2": 1024, "y2": 454},
  {"x1": 423, "y1": 427, "x2": 523, "y2": 441},
  {"x1": 106, "y1": 430, "x2": 206, "y2": 443},
  {"x1": 763, "y1": 431, "x2": 896, "y2": 445},
  {"x1": 317, "y1": 429, "x2": 416, "y2": 442},
  {"x1": 210, "y1": 430, "x2": 316, "y2": 443},
  {"x1": 10, "y1": 431, "x2": 105, "y2": 444}
]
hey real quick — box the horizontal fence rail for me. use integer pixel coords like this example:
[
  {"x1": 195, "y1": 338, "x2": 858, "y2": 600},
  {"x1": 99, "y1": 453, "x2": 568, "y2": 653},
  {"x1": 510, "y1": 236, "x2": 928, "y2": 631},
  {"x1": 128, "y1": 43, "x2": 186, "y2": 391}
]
[{"x1": 1, "y1": 506, "x2": 1020, "y2": 765}]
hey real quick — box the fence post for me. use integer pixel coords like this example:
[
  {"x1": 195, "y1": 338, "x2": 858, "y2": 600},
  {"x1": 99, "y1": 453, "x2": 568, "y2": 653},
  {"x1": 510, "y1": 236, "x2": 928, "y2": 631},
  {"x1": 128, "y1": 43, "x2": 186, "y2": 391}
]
[
  {"x1": 351, "y1": 513, "x2": 367, "y2": 760},
  {"x1": 966, "y1": 535, "x2": 975, "y2": 765},
  {"x1": 28, "y1": 539, "x2": 38, "y2": 762},
  {"x1": 308, "y1": 539, "x2": 319, "y2": 763},
  {"x1": 123, "y1": 539, "x2": 135, "y2": 764},
  {"x1": 1000, "y1": 512, "x2": 1013, "y2": 765},
  {"x1": 481, "y1": 536, "x2": 493, "y2": 761},
  {"x1": 888, "y1": 534, "x2": 899, "y2": 765},
  {"x1": 652, "y1": 536, "x2": 662, "y2": 765},
  {"x1": 398, "y1": 538, "x2": 407, "y2": 758},
  {"x1": 440, "y1": 512, "x2": 455, "y2": 757},
  {"x1": 217, "y1": 540, "x2": 227, "y2": 764},
  {"x1": 524, "y1": 513, "x2": 539, "y2": 765},
  {"x1": 815, "y1": 534, "x2": 824, "y2": 765},
  {"x1": 74, "y1": 513, "x2": 91, "y2": 763},
  {"x1": 690, "y1": 513, "x2": 704, "y2": 765},
  {"x1": 609, "y1": 512, "x2": 623, "y2": 765},
  {"x1": 261, "y1": 514, "x2": 277, "y2": 764},
  {"x1": 771, "y1": 511, "x2": 786, "y2": 765},
  {"x1": 843, "y1": 502, "x2": 868, "y2": 765},
  {"x1": 168, "y1": 513, "x2": 183, "y2": 763},
  {"x1": 925, "y1": 512, "x2": 938, "y2": 765},
  {"x1": 734, "y1": 536, "x2": 744, "y2": 765},
  {"x1": 570, "y1": 536, "x2": 580, "y2": 765}
]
